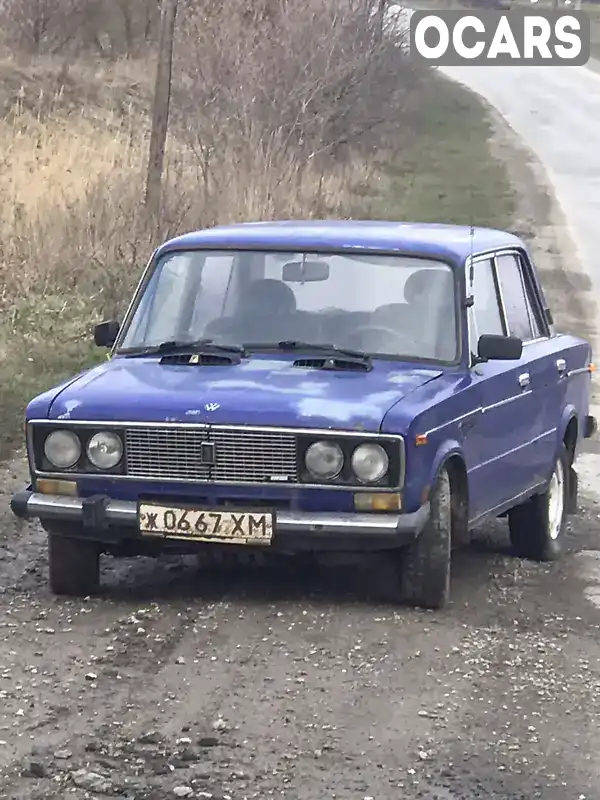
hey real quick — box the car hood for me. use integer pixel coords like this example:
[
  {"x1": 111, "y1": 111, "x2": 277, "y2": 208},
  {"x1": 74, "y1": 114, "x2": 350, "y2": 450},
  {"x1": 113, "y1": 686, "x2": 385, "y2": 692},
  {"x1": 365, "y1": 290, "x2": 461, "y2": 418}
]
[{"x1": 42, "y1": 355, "x2": 443, "y2": 432}]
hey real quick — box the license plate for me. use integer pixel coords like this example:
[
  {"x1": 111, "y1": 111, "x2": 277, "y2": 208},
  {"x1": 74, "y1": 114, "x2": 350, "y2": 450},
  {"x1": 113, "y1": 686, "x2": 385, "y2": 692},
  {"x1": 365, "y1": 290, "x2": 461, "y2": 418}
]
[{"x1": 138, "y1": 503, "x2": 273, "y2": 545}]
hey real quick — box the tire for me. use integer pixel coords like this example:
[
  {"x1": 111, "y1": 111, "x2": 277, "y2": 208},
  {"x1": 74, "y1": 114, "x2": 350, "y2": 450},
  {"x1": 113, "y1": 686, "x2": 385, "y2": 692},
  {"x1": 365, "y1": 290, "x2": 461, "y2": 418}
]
[
  {"x1": 48, "y1": 533, "x2": 101, "y2": 596},
  {"x1": 508, "y1": 444, "x2": 568, "y2": 561},
  {"x1": 399, "y1": 466, "x2": 452, "y2": 610}
]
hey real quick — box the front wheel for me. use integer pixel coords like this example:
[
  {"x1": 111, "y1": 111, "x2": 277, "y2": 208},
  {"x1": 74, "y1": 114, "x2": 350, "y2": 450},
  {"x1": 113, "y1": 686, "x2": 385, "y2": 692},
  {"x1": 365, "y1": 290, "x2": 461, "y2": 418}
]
[
  {"x1": 399, "y1": 466, "x2": 452, "y2": 609},
  {"x1": 48, "y1": 533, "x2": 101, "y2": 596},
  {"x1": 508, "y1": 445, "x2": 568, "y2": 561}
]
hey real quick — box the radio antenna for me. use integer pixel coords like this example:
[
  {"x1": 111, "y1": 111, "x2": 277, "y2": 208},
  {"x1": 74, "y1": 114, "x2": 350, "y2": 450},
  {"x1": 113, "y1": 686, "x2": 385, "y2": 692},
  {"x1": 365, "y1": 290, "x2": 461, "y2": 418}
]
[
  {"x1": 466, "y1": 200, "x2": 475, "y2": 308},
  {"x1": 468, "y1": 190, "x2": 475, "y2": 285},
  {"x1": 469, "y1": 223, "x2": 474, "y2": 287}
]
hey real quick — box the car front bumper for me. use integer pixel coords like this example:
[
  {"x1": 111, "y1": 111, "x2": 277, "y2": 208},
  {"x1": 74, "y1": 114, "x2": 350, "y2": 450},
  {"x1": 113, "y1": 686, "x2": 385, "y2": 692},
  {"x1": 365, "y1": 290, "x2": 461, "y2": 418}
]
[{"x1": 11, "y1": 490, "x2": 430, "y2": 552}]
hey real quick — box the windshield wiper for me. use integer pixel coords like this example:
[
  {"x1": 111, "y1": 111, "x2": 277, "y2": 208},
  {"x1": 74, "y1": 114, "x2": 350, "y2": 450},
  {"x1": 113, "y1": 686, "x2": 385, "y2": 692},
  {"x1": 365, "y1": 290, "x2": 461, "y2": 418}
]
[
  {"x1": 273, "y1": 340, "x2": 371, "y2": 362},
  {"x1": 119, "y1": 338, "x2": 246, "y2": 358}
]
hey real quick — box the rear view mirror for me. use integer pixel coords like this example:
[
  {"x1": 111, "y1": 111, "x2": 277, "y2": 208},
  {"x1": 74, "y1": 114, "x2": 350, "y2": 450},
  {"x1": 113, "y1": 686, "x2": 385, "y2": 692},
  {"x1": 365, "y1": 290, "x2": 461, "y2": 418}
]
[
  {"x1": 477, "y1": 333, "x2": 522, "y2": 362},
  {"x1": 94, "y1": 319, "x2": 120, "y2": 348},
  {"x1": 282, "y1": 260, "x2": 329, "y2": 282}
]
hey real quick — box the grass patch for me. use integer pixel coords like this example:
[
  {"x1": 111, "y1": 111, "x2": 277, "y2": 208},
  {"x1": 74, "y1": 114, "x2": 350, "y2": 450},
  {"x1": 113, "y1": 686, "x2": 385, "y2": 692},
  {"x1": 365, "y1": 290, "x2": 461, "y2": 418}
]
[
  {"x1": 0, "y1": 62, "x2": 516, "y2": 459},
  {"x1": 367, "y1": 71, "x2": 515, "y2": 226}
]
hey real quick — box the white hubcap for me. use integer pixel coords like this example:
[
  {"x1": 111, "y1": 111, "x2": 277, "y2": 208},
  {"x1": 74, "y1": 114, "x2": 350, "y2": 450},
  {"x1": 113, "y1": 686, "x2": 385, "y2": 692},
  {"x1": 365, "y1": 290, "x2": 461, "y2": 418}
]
[{"x1": 547, "y1": 457, "x2": 565, "y2": 541}]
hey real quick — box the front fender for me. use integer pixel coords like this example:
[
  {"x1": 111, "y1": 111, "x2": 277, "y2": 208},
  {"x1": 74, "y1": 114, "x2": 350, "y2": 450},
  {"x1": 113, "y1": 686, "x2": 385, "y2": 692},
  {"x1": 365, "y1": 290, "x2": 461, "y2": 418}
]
[
  {"x1": 428, "y1": 438, "x2": 464, "y2": 486},
  {"x1": 403, "y1": 435, "x2": 465, "y2": 513}
]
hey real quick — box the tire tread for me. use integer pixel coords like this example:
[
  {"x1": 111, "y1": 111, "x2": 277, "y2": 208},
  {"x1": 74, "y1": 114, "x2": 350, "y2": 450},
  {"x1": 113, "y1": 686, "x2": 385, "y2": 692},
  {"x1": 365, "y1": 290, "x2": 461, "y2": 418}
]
[
  {"x1": 508, "y1": 445, "x2": 568, "y2": 562},
  {"x1": 400, "y1": 468, "x2": 452, "y2": 609}
]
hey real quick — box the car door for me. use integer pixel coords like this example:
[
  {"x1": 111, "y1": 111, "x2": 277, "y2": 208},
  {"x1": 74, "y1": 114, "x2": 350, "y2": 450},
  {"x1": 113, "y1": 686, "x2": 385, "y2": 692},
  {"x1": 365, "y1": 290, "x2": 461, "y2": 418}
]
[
  {"x1": 494, "y1": 250, "x2": 562, "y2": 483},
  {"x1": 463, "y1": 255, "x2": 539, "y2": 518}
]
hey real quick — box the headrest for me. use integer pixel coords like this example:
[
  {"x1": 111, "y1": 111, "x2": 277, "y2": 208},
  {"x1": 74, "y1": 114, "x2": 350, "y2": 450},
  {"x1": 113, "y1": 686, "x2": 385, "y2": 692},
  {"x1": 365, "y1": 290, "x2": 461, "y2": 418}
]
[
  {"x1": 404, "y1": 269, "x2": 453, "y2": 304},
  {"x1": 244, "y1": 279, "x2": 297, "y2": 314}
]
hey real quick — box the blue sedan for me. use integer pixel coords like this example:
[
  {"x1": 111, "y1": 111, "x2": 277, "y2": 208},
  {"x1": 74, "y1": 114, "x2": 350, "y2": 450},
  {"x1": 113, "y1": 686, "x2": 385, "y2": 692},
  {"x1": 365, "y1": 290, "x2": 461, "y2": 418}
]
[{"x1": 11, "y1": 220, "x2": 597, "y2": 608}]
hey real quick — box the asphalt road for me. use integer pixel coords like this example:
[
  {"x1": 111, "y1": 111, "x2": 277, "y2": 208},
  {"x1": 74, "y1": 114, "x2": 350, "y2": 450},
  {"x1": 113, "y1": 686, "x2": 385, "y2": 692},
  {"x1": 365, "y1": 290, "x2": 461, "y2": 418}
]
[{"x1": 2, "y1": 59, "x2": 600, "y2": 800}]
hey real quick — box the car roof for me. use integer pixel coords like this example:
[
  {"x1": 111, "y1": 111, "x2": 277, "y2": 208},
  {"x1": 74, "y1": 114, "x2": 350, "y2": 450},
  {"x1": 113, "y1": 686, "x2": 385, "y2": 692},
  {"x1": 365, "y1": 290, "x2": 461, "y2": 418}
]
[{"x1": 156, "y1": 220, "x2": 523, "y2": 264}]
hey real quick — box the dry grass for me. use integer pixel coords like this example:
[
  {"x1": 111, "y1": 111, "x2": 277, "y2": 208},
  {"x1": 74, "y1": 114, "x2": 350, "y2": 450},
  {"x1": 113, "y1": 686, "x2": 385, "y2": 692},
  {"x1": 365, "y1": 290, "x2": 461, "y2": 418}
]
[{"x1": 0, "y1": 1, "x2": 517, "y2": 457}]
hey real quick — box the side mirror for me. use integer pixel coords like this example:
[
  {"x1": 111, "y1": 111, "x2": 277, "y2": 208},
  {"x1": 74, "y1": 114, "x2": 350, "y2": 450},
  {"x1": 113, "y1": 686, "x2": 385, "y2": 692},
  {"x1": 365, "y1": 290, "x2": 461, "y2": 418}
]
[
  {"x1": 477, "y1": 333, "x2": 522, "y2": 362},
  {"x1": 94, "y1": 320, "x2": 120, "y2": 348}
]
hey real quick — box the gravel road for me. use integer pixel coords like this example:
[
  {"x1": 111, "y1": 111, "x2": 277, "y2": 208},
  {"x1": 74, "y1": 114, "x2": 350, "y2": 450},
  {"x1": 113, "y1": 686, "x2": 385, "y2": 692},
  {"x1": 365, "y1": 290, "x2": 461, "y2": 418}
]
[{"x1": 2, "y1": 68, "x2": 600, "y2": 799}]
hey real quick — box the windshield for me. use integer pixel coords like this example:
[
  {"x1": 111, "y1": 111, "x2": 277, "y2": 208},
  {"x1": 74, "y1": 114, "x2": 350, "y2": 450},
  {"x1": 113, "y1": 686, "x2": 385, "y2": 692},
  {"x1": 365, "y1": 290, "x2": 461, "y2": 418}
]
[{"x1": 118, "y1": 249, "x2": 458, "y2": 362}]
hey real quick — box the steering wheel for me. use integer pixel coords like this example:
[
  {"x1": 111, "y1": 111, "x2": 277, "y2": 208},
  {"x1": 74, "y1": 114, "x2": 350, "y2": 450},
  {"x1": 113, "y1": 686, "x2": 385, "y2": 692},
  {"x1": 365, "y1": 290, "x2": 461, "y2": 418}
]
[{"x1": 347, "y1": 325, "x2": 420, "y2": 355}]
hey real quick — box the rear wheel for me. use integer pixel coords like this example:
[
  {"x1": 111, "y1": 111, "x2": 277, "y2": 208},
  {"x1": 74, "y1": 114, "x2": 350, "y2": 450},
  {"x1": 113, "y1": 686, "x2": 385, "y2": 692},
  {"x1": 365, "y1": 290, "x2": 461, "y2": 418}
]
[
  {"x1": 508, "y1": 445, "x2": 568, "y2": 561},
  {"x1": 399, "y1": 466, "x2": 452, "y2": 610},
  {"x1": 48, "y1": 533, "x2": 101, "y2": 596}
]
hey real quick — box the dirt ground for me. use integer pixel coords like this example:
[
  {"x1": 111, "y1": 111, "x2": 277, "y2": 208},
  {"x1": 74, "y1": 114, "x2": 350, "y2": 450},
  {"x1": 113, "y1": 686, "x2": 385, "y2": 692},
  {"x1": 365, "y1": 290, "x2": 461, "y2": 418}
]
[{"x1": 1, "y1": 122, "x2": 600, "y2": 800}]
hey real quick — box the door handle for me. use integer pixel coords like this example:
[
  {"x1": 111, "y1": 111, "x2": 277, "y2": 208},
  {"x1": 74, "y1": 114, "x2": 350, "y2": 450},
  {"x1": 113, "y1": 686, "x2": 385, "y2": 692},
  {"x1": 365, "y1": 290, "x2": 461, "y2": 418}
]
[
  {"x1": 556, "y1": 358, "x2": 567, "y2": 374},
  {"x1": 518, "y1": 372, "x2": 530, "y2": 388}
]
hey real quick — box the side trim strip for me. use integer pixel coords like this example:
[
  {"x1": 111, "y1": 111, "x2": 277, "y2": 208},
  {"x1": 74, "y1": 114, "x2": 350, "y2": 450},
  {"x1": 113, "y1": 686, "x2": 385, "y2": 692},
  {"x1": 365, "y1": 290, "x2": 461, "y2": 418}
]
[
  {"x1": 424, "y1": 408, "x2": 482, "y2": 437},
  {"x1": 467, "y1": 427, "x2": 557, "y2": 474},
  {"x1": 422, "y1": 389, "x2": 533, "y2": 437},
  {"x1": 468, "y1": 480, "x2": 547, "y2": 527},
  {"x1": 482, "y1": 389, "x2": 533, "y2": 413},
  {"x1": 567, "y1": 366, "x2": 592, "y2": 378}
]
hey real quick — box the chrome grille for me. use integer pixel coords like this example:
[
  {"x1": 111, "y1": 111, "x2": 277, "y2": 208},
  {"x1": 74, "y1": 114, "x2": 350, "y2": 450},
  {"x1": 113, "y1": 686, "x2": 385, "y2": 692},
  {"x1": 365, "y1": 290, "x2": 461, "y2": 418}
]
[
  {"x1": 124, "y1": 426, "x2": 298, "y2": 483},
  {"x1": 125, "y1": 427, "x2": 211, "y2": 481},
  {"x1": 211, "y1": 428, "x2": 297, "y2": 483}
]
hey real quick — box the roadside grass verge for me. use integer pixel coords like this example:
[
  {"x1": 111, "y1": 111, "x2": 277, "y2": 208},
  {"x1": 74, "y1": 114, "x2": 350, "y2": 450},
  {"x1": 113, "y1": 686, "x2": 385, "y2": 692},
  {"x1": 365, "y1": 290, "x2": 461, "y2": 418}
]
[
  {"x1": 365, "y1": 70, "x2": 515, "y2": 226},
  {"x1": 0, "y1": 59, "x2": 516, "y2": 459}
]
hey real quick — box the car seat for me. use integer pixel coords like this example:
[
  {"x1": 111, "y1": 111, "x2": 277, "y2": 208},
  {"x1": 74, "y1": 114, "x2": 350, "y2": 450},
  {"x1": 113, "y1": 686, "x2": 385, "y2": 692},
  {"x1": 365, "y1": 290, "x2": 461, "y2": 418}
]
[{"x1": 403, "y1": 269, "x2": 455, "y2": 359}]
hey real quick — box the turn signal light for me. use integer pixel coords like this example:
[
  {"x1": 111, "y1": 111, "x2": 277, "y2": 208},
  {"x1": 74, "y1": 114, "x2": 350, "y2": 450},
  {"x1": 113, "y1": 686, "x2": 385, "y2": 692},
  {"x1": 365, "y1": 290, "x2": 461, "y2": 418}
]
[
  {"x1": 37, "y1": 479, "x2": 78, "y2": 496},
  {"x1": 354, "y1": 492, "x2": 401, "y2": 512}
]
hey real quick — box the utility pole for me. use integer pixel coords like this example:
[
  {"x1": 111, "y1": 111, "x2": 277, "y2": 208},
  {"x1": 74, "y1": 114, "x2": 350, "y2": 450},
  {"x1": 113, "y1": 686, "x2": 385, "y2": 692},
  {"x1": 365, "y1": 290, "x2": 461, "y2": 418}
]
[
  {"x1": 376, "y1": 0, "x2": 387, "y2": 39},
  {"x1": 145, "y1": 0, "x2": 179, "y2": 221}
]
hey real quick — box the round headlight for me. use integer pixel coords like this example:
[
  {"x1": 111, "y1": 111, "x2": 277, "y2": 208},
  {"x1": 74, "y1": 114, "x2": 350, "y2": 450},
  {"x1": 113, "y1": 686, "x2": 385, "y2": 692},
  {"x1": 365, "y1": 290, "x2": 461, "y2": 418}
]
[
  {"x1": 305, "y1": 440, "x2": 344, "y2": 480},
  {"x1": 44, "y1": 430, "x2": 81, "y2": 469},
  {"x1": 87, "y1": 431, "x2": 123, "y2": 470},
  {"x1": 351, "y1": 443, "x2": 389, "y2": 483}
]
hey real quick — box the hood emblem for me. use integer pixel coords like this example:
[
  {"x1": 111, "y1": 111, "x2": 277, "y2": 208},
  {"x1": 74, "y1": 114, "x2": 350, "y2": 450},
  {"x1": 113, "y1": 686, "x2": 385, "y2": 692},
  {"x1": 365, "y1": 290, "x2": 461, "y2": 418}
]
[{"x1": 205, "y1": 402, "x2": 220, "y2": 411}]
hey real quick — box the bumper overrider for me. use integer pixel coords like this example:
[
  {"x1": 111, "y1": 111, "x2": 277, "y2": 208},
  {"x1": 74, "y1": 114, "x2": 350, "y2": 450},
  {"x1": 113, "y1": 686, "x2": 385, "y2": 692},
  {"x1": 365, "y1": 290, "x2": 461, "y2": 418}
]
[{"x1": 10, "y1": 490, "x2": 430, "y2": 552}]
